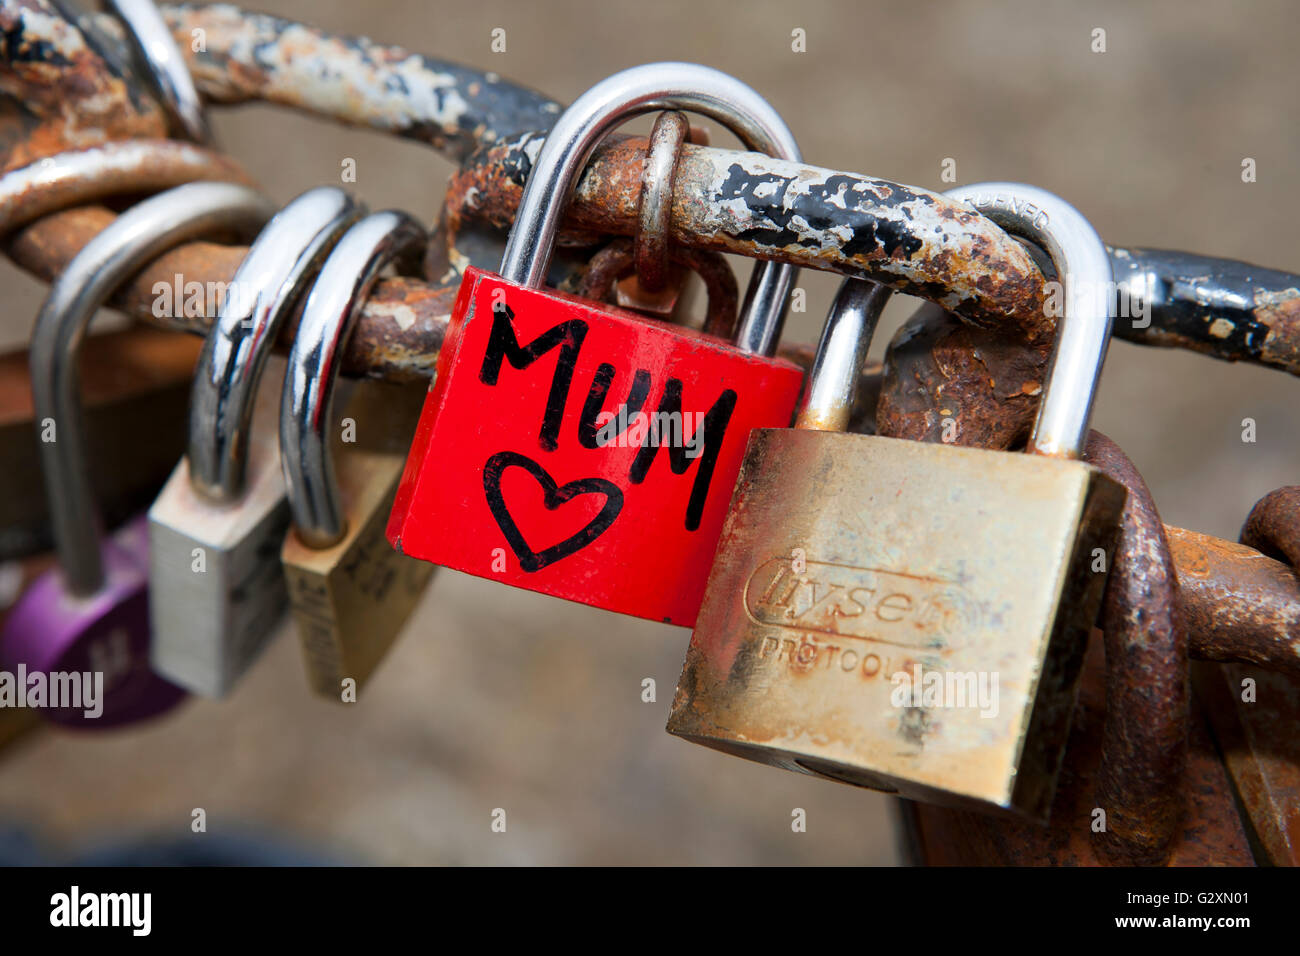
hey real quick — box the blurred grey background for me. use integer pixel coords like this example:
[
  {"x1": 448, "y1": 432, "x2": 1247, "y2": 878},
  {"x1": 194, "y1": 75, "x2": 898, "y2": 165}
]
[{"x1": 0, "y1": 0, "x2": 1296, "y2": 864}]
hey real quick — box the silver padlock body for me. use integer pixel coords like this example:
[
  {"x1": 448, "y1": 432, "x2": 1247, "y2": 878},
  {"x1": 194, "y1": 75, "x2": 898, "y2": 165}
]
[
  {"x1": 148, "y1": 374, "x2": 290, "y2": 696},
  {"x1": 667, "y1": 429, "x2": 1125, "y2": 819}
]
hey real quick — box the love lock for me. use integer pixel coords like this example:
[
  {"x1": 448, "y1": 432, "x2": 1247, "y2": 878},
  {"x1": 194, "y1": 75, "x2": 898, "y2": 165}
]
[
  {"x1": 387, "y1": 62, "x2": 805, "y2": 626},
  {"x1": 279, "y1": 211, "x2": 435, "y2": 699},
  {"x1": 668, "y1": 183, "x2": 1127, "y2": 819},
  {"x1": 148, "y1": 187, "x2": 363, "y2": 696},
  {"x1": 1, "y1": 182, "x2": 272, "y2": 726}
]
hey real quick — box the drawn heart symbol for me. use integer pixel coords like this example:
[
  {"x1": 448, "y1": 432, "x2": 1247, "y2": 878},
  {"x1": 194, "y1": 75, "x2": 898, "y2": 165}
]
[{"x1": 482, "y1": 451, "x2": 624, "y2": 572}]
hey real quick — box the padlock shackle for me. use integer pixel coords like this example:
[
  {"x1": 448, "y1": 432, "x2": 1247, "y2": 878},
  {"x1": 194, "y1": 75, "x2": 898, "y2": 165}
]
[
  {"x1": 498, "y1": 62, "x2": 802, "y2": 357},
  {"x1": 947, "y1": 182, "x2": 1114, "y2": 460},
  {"x1": 106, "y1": 0, "x2": 212, "y2": 145},
  {"x1": 188, "y1": 187, "x2": 364, "y2": 502},
  {"x1": 795, "y1": 279, "x2": 892, "y2": 432},
  {"x1": 280, "y1": 210, "x2": 426, "y2": 550},
  {"x1": 30, "y1": 182, "x2": 272, "y2": 596}
]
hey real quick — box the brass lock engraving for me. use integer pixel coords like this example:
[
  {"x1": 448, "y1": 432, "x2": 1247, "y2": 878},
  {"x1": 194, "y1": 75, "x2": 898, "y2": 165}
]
[{"x1": 669, "y1": 429, "x2": 1123, "y2": 817}]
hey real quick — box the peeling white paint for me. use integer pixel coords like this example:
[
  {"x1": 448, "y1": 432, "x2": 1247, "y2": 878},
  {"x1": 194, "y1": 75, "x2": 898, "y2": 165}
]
[
  {"x1": 1208, "y1": 317, "x2": 1236, "y2": 338},
  {"x1": 366, "y1": 299, "x2": 418, "y2": 331}
]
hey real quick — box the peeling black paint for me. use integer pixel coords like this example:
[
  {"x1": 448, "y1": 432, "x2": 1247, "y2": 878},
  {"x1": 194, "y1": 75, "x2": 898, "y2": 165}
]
[
  {"x1": 162, "y1": 4, "x2": 562, "y2": 162},
  {"x1": 498, "y1": 134, "x2": 544, "y2": 188},
  {"x1": 1110, "y1": 246, "x2": 1293, "y2": 361},
  {"x1": 714, "y1": 164, "x2": 926, "y2": 261},
  {"x1": 1, "y1": 19, "x2": 63, "y2": 66}
]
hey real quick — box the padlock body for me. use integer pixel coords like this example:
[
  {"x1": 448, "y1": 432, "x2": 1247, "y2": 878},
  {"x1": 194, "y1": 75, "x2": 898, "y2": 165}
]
[
  {"x1": 148, "y1": 454, "x2": 289, "y2": 697},
  {"x1": 387, "y1": 266, "x2": 804, "y2": 626},
  {"x1": 284, "y1": 446, "x2": 434, "y2": 700},
  {"x1": 148, "y1": 364, "x2": 291, "y2": 697},
  {"x1": 0, "y1": 515, "x2": 185, "y2": 727},
  {"x1": 666, "y1": 430, "x2": 1125, "y2": 819}
]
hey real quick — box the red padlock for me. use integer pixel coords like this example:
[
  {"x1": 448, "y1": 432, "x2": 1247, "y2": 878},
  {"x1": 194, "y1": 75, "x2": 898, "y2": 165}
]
[{"x1": 388, "y1": 63, "x2": 805, "y2": 626}]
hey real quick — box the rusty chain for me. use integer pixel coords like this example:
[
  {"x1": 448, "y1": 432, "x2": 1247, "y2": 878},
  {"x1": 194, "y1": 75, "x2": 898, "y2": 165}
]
[{"x1": 2, "y1": 0, "x2": 1298, "y2": 865}]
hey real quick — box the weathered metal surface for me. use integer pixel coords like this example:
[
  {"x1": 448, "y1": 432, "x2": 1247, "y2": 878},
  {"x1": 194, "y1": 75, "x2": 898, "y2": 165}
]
[
  {"x1": 2, "y1": 202, "x2": 457, "y2": 382},
  {"x1": 1195, "y1": 660, "x2": 1300, "y2": 866},
  {"x1": 1111, "y1": 246, "x2": 1300, "y2": 376},
  {"x1": 577, "y1": 237, "x2": 738, "y2": 338},
  {"x1": 449, "y1": 135, "x2": 1056, "y2": 340},
  {"x1": 0, "y1": 0, "x2": 168, "y2": 173},
  {"x1": 155, "y1": 2, "x2": 560, "y2": 163},
  {"x1": 1241, "y1": 485, "x2": 1300, "y2": 566},
  {"x1": 2, "y1": 0, "x2": 561, "y2": 165},
  {"x1": 667, "y1": 428, "x2": 1124, "y2": 820},
  {"x1": 877, "y1": 302, "x2": 1049, "y2": 447},
  {"x1": 0, "y1": 139, "x2": 250, "y2": 233},
  {"x1": 878, "y1": 294, "x2": 1300, "y2": 460},
  {"x1": 905, "y1": 636, "x2": 1255, "y2": 866},
  {"x1": 635, "y1": 110, "x2": 690, "y2": 294},
  {"x1": 1195, "y1": 490, "x2": 1300, "y2": 867},
  {"x1": 5, "y1": 1, "x2": 1299, "y2": 387},
  {"x1": 1171, "y1": 526, "x2": 1300, "y2": 673},
  {"x1": 1083, "y1": 431, "x2": 1185, "y2": 865}
]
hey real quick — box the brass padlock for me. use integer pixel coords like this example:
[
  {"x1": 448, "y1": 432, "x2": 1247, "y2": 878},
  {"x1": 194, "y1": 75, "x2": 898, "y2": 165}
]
[
  {"x1": 279, "y1": 210, "x2": 434, "y2": 700},
  {"x1": 149, "y1": 187, "x2": 362, "y2": 696},
  {"x1": 667, "y1": 182, "x2": 1126, "y2": 819}
]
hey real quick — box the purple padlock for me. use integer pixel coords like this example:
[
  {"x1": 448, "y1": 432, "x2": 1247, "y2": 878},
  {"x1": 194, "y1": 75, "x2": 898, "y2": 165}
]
[
  {"x1": 1, "y1": 516, "x2": 181, "y2": 726},
  {"x1": 0, "y1": 182, "x2": 273, "y2": 728}
]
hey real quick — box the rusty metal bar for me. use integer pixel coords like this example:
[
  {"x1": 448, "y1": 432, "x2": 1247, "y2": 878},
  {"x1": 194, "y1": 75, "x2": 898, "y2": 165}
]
[
  {"x1": 0, "y1": 0, "x2": 168, "y2": 172},
  {"x1": 7, "y1": 1, "x2": 1300, "y2": 378},
  {"x1": 1195, "y1": 484, "x2": 1300, "y2": 867},
  {"x1": 1, "y1": 138, "x2": 1056, "y2": 376},
  {"x1": 876, "y1": 303, "x2": 1047, "y2": 449},
  {"x1": 448, "y1": 134, "x2": 1055, "y2": 340},
  {"x1": 3, "y1": 201, "x2": 856, "y2": 389},
  {"x1": 1174, "y1": 526, "x2": 1300, "y2": 672},
  {"x1": 577, "y1": 237, "x2": 739, "y2": 339},
  {"x1": 1194, "y1": 660, "x2": 1300, "y2": 866},
  {"x1": 3, "y1": 203, "x2": 455, "y2": 383},
  {"x1": 0, "y1": 139, "x2": 251, "y2": 233},
  {"x1": 1241, "y1": 485, "x2": 1300, "y2": 567},
  {"x1": 1111, "y1": 246, "x2": 1300, "y2": 377},
  {"x1": 75, "y1": 0, "x2": 561, "y2": 164},
  {"x1": 1083, "y1": 430, "x2": 1186, "y2": 866},
  {"x1": 157, "y1": 3, "x2": 561, "y2": 161}
]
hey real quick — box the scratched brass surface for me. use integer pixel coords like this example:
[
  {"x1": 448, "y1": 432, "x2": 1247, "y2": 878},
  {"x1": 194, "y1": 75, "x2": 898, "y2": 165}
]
[
  {"x1": 283, "y1": 458, "x2": 434, "y2": 698},
  {"x1": 281, "y1": 381, "x2": 433, "y2": 699},
  {"x1": 669, "y1": 430, "x2": 1125, "y2": 818}
]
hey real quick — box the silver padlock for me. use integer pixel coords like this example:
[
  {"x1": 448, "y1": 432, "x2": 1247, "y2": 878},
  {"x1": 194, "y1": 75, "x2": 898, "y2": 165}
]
[{"x1": 148, "y1": 187, "x2": 363, "y2": 696}]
